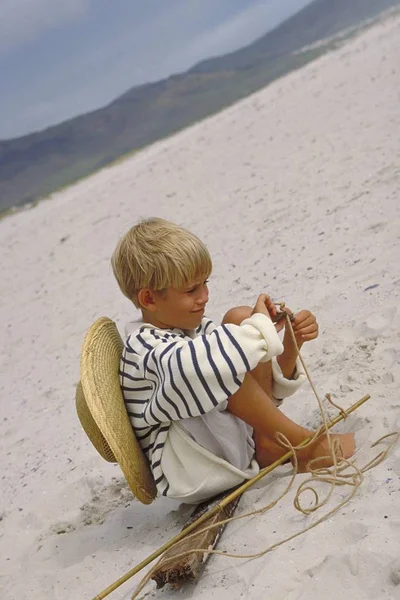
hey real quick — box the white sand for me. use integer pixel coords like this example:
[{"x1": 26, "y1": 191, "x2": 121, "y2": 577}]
[{"x1": 1, "y1": 12, "x2": 400, "y2": 600}]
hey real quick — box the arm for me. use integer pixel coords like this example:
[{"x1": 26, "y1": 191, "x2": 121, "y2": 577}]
[
  {"x1": 139, "y1": 311, "x2": 283, "y2": 426},
  {"x1": 277, "y1": 330, "x2": 303, "y2": 379},
  {"x1": 277, "y1": 309, "x2": 319, "y2": 379}
]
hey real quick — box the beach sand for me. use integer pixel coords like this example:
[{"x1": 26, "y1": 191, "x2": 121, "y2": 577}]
[{"x1": 1, "y1": 11, "x2": 400, "y2": 600}]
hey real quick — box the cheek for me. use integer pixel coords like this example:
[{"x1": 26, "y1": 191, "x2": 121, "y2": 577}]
[
  {"x1": 172, "y1": 296, "x2": 192, "y2": 315},
  {"x1": 187, "y1": 296, "x2": 196, "y2": 309},
  {"x1": 186, "y1": 296, "x2": 197, "y2": 312}
]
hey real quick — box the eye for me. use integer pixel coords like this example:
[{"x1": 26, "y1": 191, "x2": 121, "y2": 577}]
[{"x1": 186, "y1": 280, "x2": 209, "y2": 294}]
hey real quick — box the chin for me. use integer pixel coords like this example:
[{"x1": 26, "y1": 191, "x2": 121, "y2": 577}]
[{"x1": 188, "y1": 313, "x2": 204, "y2": 328}]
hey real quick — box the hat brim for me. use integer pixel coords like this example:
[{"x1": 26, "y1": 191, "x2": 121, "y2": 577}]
[{"x1": 78, "y1": 317, "x2": 157, "y2": 504}]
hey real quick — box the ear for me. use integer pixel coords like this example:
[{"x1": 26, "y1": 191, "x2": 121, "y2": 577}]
[{"x1": 137, "y1": 288, "x2": 158, "y2": 312}]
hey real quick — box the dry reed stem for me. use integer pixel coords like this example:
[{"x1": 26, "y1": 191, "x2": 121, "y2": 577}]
[
  {"x1": 93, "y1": 309, "x2": 398, "y2": 600},
  {"x1": 92, "y1": 394, "x2": 372, "y2": 600}
]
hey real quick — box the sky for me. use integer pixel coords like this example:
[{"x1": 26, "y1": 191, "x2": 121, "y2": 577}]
[{"x1": 0, "y1": 0, "x2": 312, "y2": 140}]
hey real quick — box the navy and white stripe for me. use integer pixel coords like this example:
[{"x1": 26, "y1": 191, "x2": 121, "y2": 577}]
[{"x1": 120, "y1": 314, "x2": 283, "y2": 497}]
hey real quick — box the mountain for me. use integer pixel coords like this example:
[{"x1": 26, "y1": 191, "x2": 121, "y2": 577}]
[{"x1": 1, "y1": 0, "x2": 399, "y2": 214}]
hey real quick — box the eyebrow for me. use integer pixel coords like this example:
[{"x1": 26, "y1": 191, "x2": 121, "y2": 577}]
[{"x1": 179, "y1": 276, "x2": 209, "y2": 292}]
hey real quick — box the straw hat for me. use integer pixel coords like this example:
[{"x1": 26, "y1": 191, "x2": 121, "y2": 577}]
[{"x1": 76, "y1": 317, "x2": 157, "y2": 504}]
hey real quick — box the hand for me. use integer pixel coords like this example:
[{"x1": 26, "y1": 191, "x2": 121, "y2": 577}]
[
  {"x1": 290, "y1": 310, "x2": 319, "y2": 345},
  {"x1": 273, "y1": 305, "x2": 294, "y2": 333},
  {"x1": 251, "y1": 294, "x2": 278, "y2": 322}
]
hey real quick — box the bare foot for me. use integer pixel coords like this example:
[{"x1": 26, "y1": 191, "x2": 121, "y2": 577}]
[
  {"x1": 295, "y1": 433, "x2": 356, "y2": 473},
  {"x1": 254, "y1": 434, "x2": 290, "y2": 468},
  {"x1": 254, "y1": 431, "x2": 356, "y2": 472}
]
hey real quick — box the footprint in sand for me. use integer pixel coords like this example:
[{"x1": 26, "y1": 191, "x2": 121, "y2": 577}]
[
  {"x1": 49, "y1": 476, "x2": 133, "y2": 536},
  {"x1": 337, "y1": 520, "x2": 369, "y2": 545},
  {"x1": 78, "y1": 477, "x2": 133, "y2": 526},
  {"x1": 340, "y1": 320, "x2": 399, "y2": 388},
  {"x1": 301, "y1": 550, "x2": 395, "y2": 598},
  {"x1": 356, "y1": 306, "x2": 397, "y2": 339}
]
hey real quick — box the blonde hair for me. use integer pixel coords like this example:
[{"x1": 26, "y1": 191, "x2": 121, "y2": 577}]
[{"x1": 111, "y1": 218, "x2": 212, "y2": 308}]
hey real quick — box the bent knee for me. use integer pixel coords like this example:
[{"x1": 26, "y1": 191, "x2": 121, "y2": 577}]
[{"x1": 222, "y1": 305, "x2": 252, "y2": 326}]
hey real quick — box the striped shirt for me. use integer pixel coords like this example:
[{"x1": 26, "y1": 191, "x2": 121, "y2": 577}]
[{"x1": 120, "y1": 313, "x2": 284, "y2": 497}]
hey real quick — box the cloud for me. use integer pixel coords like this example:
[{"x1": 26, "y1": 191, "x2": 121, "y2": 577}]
[{"x1": 0, "y1": 0, "x2": 89, "y2": 55}]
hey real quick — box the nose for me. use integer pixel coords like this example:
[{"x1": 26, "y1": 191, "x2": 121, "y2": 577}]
[{"x1": 198, "y1": 284, "x2": 209, "y2": 306}]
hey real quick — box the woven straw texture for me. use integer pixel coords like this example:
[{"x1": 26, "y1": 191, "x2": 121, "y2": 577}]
[
  {"x1": 76, "y1": 317, "x2": 157, "y2": 504},
  {"x1": 76, "y1": 382, "x2": 116, "y2": 462}
]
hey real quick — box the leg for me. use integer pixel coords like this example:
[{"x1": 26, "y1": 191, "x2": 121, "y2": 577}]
[
  {"x1": 222, "y1": 307, "x2": 355, "y2": 469},
  {"x1": 223, "y1": 306, "x2": 277, "y2": 400},
  {"x1": 223, "y1": 307, "x2": 288, "y2": 465},
  {"x1": 224, "y1": 306, "x2": 306, "y2": 464}
]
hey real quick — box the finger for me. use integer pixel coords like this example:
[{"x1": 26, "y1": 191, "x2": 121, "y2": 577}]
[
  {"x1": 256, "y1": 293, "x2": 271, "y2": 306},
  {"x1": 294, "y1": 323, "x2": 318, "y2": 335},
  {"x1": 293, "y1": 314, "x2": 316, "y2": 328},
  {"x1": 295, "y1": 324, "x2": 319, "y2": 337},
  {"x1": 298, "y1": 332, "x2": 319, "y2": 341},
  {"x1": 293, "y1": 309, "x2": 313, "y2": 320},
  {"x1": 267, "y1": 300, "x2": 278, "y2": 318},
  {"x1": 254, "y1": 294, "x2": 267, "y2": 310},
  {"x1": 255, "y1": 294, "x2": 273, "y2": 318},
  {"x1": 259, "y1": 294, "x2": 276, "y2": 317}
]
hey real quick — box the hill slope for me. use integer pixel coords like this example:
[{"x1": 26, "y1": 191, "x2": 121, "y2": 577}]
[{"x1": 1, "y1": 0, "x2": 399, "y2": 213}]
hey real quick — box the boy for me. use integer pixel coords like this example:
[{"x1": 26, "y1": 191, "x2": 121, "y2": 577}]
[{"x1": 111, "y1": 218, "x2": 355, "y2": 503}]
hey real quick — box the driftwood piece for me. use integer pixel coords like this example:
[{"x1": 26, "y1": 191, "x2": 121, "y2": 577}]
[{"x1": 151, "y1": 490, "x2": 241, "y2": 588}]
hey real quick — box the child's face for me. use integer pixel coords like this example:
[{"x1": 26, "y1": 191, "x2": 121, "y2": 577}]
[{"x1": 151, "y1": 278, "x2": 209, "y2": 330}]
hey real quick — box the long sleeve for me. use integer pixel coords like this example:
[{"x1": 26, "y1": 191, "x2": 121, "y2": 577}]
[
  {"x1": 271, "y1": 356, "x2": 307, "y2": 400},
  {"x1": 132, "y1": 313, "x2": 283, "y2": 426}
]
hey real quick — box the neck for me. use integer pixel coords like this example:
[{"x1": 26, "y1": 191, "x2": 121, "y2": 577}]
[{"x1": 141, "y1": 310, "x2": 171, "y2": 330}]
